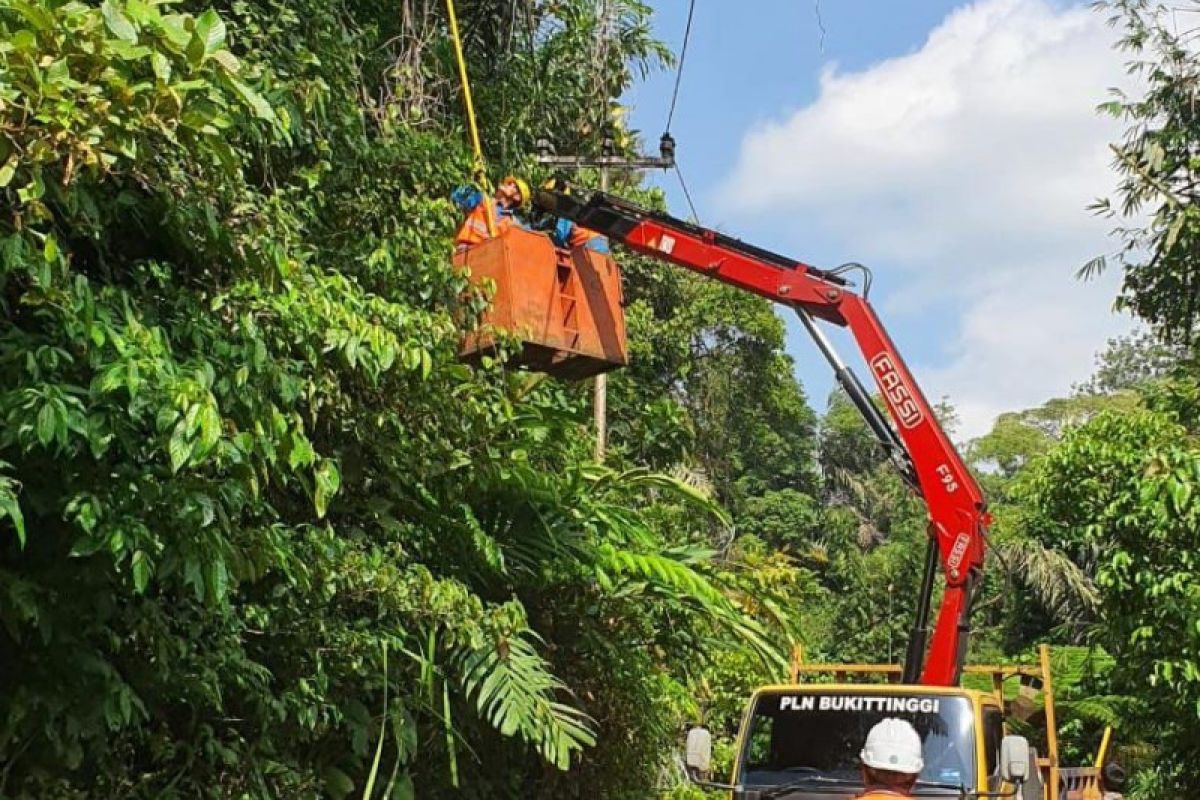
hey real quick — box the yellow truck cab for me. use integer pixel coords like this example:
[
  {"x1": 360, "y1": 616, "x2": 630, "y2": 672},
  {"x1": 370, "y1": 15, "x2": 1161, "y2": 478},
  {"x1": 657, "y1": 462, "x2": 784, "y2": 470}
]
[
  {"x1": 682, "y1": 646, "x2": 1113, "y2": 800},
  {"x1": 729, "y1": 684, "x2": 1011, "y2": 798}
]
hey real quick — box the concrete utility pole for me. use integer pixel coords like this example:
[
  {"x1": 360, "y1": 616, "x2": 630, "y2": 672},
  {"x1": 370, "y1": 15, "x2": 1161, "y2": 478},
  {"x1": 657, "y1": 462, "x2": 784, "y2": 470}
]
[
  {"x1": 534, "y1": 132, "x2": 675, "y2": 462},
  {"x1": 596, "y1": 164, "x2": 609, "y2": 464}
]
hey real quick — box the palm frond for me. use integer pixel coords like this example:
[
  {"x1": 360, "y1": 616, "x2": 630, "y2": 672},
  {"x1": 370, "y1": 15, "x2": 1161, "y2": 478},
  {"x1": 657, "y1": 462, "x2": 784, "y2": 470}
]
[
  {"x1": 1077, "y1": 254, "x2": 1109, "y2": 281},
  {"x1": 598, "y1": 546, "x2": 726, "y2": 606},
  {"x1": 453, "y1": 631, "x2": 596, "y2": 770},
  {"x1": 1058, "y1": 695, "x2": 1137, "y2": 728},
  {"x1": 994, "y1": 537, "x2": 1100, "y2": 626},
  {"x1": 596, "y1": 545, "x2": 785, "y2": 670},
  {"x1": 667, "y1": 463, "x2": 716, "y2": 497},
  {"x1": 584, "y1": 465, "x2": 732, "y2": 529},
  {"x1": 469, "y1": 463, "x2": 731, "y2": 570}
]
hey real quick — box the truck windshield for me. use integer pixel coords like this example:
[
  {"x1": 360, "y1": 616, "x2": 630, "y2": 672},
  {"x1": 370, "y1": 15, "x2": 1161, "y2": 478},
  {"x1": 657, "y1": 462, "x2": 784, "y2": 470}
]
[{"x1": 738, "y1": 692, "x2": 975, "y2": 792}]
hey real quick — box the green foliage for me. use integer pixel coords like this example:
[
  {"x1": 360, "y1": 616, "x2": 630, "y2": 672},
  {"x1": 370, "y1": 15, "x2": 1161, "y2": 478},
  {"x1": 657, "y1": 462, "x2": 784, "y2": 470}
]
[
  {"x1": 970, "y1": 394, "x2": 1137, "y2": 477},
  {"x1": 611, "y1": 229, "x2": 820, "y2": 506},
  {"x1": 1075, "y1": 330, "x2": 1188, "y2": 396},
  {"x1": 0, "y1": 0, "x2": 1158, "y2": 795},
  {"x1": 0, "y1": 0, "x2": 801, "y2": 797},
  {"x1": 819, "y1": 393, "x2": 920, "y2": 549},
  {"x1": 1088, "y1": 1, "x2": 1200, "y2": 346},
  {"x1": 738, "y1": 489, "x2": 822, "y2": 555},
  {"x1": 464, "y1": 0, "x2": 671, "y2": 164},
  {"x1": 456, "y1": 631, "x2": 595, "y2": 770},
  {"x1": 967, "y1": 8, "x2": 1200, "y2": 761},
  {"x1": 819, "y1": 390, "x2": 886, "y2": 479},
  {"x1": 968, "y1": 392, "x2": 1142, "y2": 506},
  {"x1": 0, "y1": 0, "x2": 275, "y2": 200},
  {"x1": 1015, "y1": 407, "x2": 1200, "y2": 791},
  {"x1": 987, "y1": 532, "x2": 1099, "y2": 635}
]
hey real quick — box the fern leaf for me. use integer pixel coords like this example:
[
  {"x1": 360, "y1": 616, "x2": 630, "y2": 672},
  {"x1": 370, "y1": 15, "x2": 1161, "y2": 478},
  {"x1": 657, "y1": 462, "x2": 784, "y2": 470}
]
[{"x1": 453, "y1": 632, "x2": 596, "y2": 770}]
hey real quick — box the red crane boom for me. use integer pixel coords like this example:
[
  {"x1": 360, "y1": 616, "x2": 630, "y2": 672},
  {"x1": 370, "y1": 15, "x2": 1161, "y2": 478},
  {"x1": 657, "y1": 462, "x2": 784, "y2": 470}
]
[{"x1": 533, "y1": 188, "x2": 990, "y2": 686}]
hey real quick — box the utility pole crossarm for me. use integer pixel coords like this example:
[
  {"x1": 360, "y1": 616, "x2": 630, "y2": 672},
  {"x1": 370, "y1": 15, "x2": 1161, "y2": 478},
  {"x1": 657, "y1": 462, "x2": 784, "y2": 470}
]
[
  {"x1": 534, "y1": 131, "x2": 677, "y2": 171},
  {"x1": 535, "y1": 155, "x2": 675, "y2": 170}
]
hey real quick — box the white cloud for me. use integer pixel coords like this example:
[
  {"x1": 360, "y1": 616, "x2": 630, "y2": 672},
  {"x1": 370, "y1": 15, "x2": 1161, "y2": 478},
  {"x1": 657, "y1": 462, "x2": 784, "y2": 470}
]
[{"x1": 716, "y1": 0, "x2": 1135, "y2": 437}]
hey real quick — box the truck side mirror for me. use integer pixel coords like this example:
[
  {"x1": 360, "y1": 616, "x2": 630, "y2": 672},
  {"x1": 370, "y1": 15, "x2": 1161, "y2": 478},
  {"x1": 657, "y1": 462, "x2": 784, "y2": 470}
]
[
  {"x1": 1000, "y1": 735, "x2": 1031, "y2": 783},
  {"x1": 685, "y1": 726, "x2": 713, "y2": 776}
]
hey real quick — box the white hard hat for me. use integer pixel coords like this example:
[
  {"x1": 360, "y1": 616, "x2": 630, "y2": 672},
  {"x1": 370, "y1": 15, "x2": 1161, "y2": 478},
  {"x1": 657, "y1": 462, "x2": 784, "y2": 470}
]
[{"x1": 861, "y1": 718, "x2": 924, "y2": 774}]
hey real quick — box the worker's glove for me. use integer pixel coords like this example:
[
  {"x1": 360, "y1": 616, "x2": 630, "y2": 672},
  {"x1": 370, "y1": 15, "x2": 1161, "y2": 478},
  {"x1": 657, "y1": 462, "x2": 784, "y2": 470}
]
[
  {"x1": 550, "y1": 217, "x2": 574, "y2": 248},
  {"x1": 450, "y1": 185, "x2": 484, "y2": 211}
]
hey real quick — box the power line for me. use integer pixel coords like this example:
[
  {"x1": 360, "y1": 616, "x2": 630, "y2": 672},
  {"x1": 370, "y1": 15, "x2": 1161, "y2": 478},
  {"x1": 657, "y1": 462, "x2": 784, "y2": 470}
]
[
  {"x1": 814, "y1": 0, "x2": 826, "y2": 55},
  {"x1": 663, "y1": 3, "x2": 699, "y2": 225},
  {"x1": 664, "y1": 0, "x2": 696, "y2": 133},
  {"x1": 674, "y1": 163, "x2": 700, "y2": 223}
]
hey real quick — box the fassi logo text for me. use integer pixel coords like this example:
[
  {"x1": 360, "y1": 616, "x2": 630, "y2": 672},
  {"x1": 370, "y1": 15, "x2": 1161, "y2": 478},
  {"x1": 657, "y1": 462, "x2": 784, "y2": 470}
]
[
  {"x1": 870, "y1": 354, "x2": 924, "y2": 429},
  {"x1": 946, "y1": 532, "x2": 972, "y2": 572}
]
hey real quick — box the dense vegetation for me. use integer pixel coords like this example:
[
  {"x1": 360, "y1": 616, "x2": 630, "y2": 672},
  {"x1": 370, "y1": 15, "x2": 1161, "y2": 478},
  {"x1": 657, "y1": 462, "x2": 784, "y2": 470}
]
[
  {"x1": 0, "y1": 0, "x2": 1197, "y2": 798},
  {"x1": 0, "y1": 0, "x2": 813, "y2": 796},
  {"x1": 951, "y1": 2, "x2": 1200, "y2": 794}
]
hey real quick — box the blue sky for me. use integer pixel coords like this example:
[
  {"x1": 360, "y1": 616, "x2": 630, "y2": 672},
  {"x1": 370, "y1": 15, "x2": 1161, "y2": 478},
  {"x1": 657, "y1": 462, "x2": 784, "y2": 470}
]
[
  {"x1": 629, "y1": 0, "x2": 970, "y2": 177},
  {"x1": 623, "y1": 0, "x2": 1135, "y2": 437}
]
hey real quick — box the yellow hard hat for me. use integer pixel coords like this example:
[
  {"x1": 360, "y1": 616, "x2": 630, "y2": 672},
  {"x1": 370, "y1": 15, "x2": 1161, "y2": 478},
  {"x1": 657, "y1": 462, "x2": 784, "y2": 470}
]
[{"x1": 503, "y1": 175, "x2": 531, "y2": 209}]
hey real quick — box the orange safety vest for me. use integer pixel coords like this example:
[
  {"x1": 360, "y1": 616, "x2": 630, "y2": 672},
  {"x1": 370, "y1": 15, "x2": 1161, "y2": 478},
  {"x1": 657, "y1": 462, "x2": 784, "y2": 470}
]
[
  {"x1": 567, "y1": 225, "x2": 611, "y2": 254},
  {"x1": 565, "y1": 224, "x2": 602, "y2": 248},
  {"x1": 455, "y1": 200, "x2": 515, "y2": 250},
  {"x1": 856, "y1": 792, "x2": 912, "y2": 799}
]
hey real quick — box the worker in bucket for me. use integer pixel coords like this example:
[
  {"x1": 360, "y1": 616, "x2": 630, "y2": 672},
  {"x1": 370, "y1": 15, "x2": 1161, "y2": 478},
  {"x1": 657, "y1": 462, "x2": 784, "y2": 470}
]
[
  {"x1": 857, "y1": 718, "x2": 924, "y2": 798},
  {"x1": 540, "y1": 178, "x2": 610, "y2": 254},
  {"x1": 451, "y1": 175, "x2": 530, "y2": 251},
  {"x1": 551, "y1": 216, "x2": 610, "y2": 254}
]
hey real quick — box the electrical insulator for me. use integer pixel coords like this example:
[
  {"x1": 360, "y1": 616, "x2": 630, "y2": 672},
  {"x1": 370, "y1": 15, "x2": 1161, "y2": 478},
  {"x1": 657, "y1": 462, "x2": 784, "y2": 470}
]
[
  {"x1": 659, "y1": 132, "x2": 676, "y2": 164},
  {"x1": 601, "y1": 129, "x2": 617, "y2": 157}
]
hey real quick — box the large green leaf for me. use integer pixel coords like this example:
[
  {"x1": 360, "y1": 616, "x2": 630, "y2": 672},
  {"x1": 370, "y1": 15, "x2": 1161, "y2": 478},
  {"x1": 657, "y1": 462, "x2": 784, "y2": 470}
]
[
  {"x1": 0, "y1": 472, "x2": 25, "y2": 548},
  {"x1": 224, "y1": 74, "x2": 275, "y2": 121},
  {"x1": 314, "y1": 459, "x2": 340, "y2": 518},
  {"x1": 101, "y1": 0, "x2": 137, "y2": 42},
  {"x1": 194, "y1": 9, "x2": 226, "y2": 56}
]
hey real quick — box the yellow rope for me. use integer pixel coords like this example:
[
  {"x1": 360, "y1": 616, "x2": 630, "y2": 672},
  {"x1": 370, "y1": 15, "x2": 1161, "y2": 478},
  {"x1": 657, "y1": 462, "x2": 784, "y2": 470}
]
[
  {"x1": 1094, "y1": 726, "x2": 1113, "y2": 769},
  {"x1": 443, "y1": 0, "x2": 495, "y2": 235},
  {"x1": 444, "y1": 0, "x2": 483, "y2": 163}
]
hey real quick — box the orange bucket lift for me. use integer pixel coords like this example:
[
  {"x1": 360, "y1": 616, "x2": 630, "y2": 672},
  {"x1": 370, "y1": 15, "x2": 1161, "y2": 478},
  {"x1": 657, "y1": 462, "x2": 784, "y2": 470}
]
[
  {"x1": 441, "y1": 0, "x2": 627, "y2": 380},
  {"x1": 455, "y1": 228, "x2": 628, "y2": 380}
]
